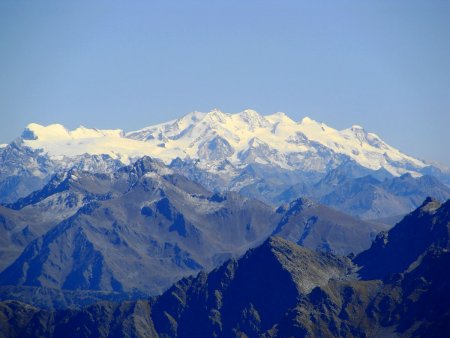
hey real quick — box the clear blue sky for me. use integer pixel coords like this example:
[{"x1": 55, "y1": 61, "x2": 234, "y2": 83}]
[{"x1": 0, "y1": 1, "x2": 449, "y2": 165}]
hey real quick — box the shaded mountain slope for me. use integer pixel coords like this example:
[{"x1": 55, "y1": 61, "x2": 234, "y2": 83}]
[
  {"x1": 0, "y1": 157, "x2": 278, "y2": 295},
  {"x1": 150, "y1": 237, "x2": 351, "y2": 338},
  {"x1": 0, "y1": 160, "x2": 135, "y2": 271},
  {"x1": 0, "y1": 168, "x2": 135, "y2": 273},
  {"x1": 0, "y1": 285, "x2": 146, "y2": 311},
  {"x1": 272, "y1": 197, "x2": 386, "y2": 255},
  {"x1": 0, "y1": 139, "x2": 122, "y2": 204},
  {"x1": 274, "y1": 223, "x2": 450, "y2": 337},
  {"x1": 0, "y1": 299, "x2": 157, "y2": 338},
  {"x1": 2, "y1": 198, "x2": 449, "y2": 337},
  {"x1": 149, "y1": 199, "x2": 450, "y2": 337},
  {"x1": 354, "y1": 197, "x2": 449, "y2": 280},
  {"x1": 0, "y1": 156, "x2": 386, "y2": 300}
]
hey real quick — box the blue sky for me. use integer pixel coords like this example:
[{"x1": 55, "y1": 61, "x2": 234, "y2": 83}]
[{"x1": 0, "y1": 1, "x2": 449, "y2": 165}]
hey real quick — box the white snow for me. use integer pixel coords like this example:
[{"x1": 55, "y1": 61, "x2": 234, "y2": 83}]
[
  {"x1": 20, "y1": 109, "x2": 427, "y2": 176},
  {"x1": 22, "y1": 123, "x2": 155, "y2": 163}
]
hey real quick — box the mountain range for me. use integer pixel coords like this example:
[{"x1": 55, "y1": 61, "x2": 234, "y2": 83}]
[
  {"x1": 1, "y1": 109, "x2": 450, "y2": 220},
  {"x1": 1, "y1": 198, "x2": 448, "y2": 337},
  {"x1": 0, "y1": 110, "x2": 449, "y2": 337},
  {"x1": 0, "y1": 157, "x2": 384, "y2": 300}
]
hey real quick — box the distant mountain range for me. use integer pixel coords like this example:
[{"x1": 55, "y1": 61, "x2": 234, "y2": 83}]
[
  {"x1": 1, "y1": 109, "x2": 450, "y2": 220},
  {"x1": 1, "y1": 198, "x2": 448, "y2": 337}
]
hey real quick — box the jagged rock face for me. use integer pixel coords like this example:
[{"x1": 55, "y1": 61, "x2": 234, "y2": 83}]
[
  {"x1": 286, "y1": 218, "x2": 450, "y2": 337},
  {"x1": 0, "y1": 237, "x2": 351, "y2": 338}
]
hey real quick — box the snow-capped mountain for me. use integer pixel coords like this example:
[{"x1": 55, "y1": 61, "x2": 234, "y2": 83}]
[
  {"x1": 20, "y1": 109, "x2": 425, "y2": 176},
  {"x1": 1, "y1": 109, "x2": 449, "y2": 219},
  {"x1": 128, "y1": 109, "x2": 426, "y2": 177},
  {"x1": 130, "y1": 110, "x2": 426, "y2": 176}
]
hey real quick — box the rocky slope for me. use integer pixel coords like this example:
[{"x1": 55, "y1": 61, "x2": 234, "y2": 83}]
[
  {"x1": 1, "y1": 198, "x2": 449, "y2": 337},
  {"x1": 149, "y1": 237, "x2": 352, "y2": 338},
  {"x1": 0, "y1": 200, "x2": 450, "y2": 337},
  {"x1": 354, "y1": 197, "x2": 449, "y2": 280},
  {"x1": 272, "y1": 197, "x2": 386, "y2": 255}
]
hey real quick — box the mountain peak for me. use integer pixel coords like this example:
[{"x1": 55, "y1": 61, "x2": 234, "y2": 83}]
[
  {"x1": 22, "y1": 123, "x2": 124, "y2": 142},
  {"x1": 254, "y1": 236, "x2": 350, "y2": 294},
  {"x1": 122, "y1": 156, "x2": 171, "y2": 177},
  {"x1": 355, "y1": 197, "x2": 449, "y2": 280},
  {"x1": 22, "y1": 123, "x2": 69, "y2": 141},
  {"x1": 300, "y1": 116, "x2": 320, "y2": 125},
  {"x1": 177, "y1": 111, "x2": 206, "y2": 124},
  {"x1": 11, "y1": 109, "x2": 429, "y2": 179},
  {"x1": 237, "y1": 109, "x2": 271, "y2": 129},
  {"x1": 240, "y1": 108, "x2": 259, "y2": 116},
  {"x1": 343, "y1": 124, "x2": 368, "y2": 139},
  {"x1": 204, "y1": 108, "x2": 228, "y2": 123},
  {"x1": 266, "y1": 112, "x2": 296, "y2": 124}
]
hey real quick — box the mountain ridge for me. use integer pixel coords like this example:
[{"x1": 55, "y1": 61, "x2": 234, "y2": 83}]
[
  {"x1": 18, "y1": 109, "x2": 428, "y2": 176},
  {"x1": 1, "y1": 109, "x2": 449, "y2": 219},
  {"x1": 1, "y1": 198, "x2": 449, "y2": 337},
  {"x1": 0, "y1": 157, "x2": 385, "y2": 299}
]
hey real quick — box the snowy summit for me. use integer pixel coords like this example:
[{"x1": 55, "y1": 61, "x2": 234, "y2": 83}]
[{"x1": 19, "y1": 109, "x2": 425, "y2": 176}]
